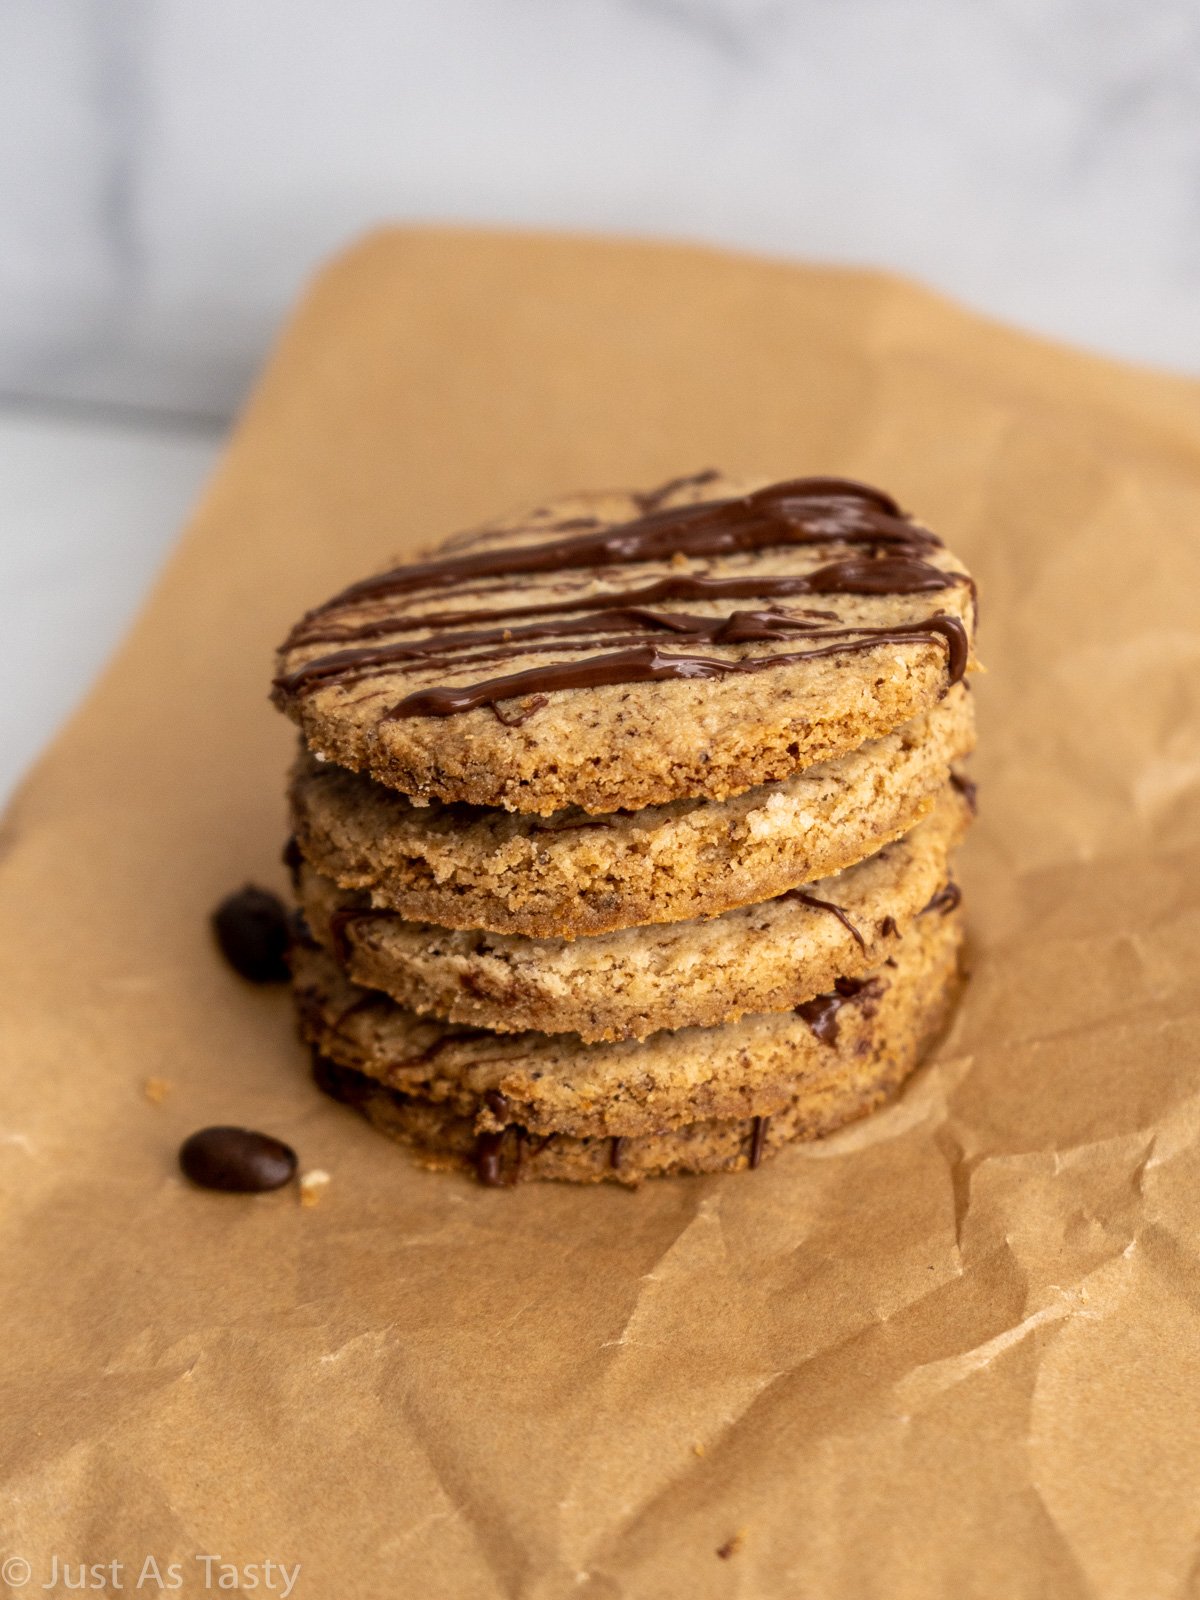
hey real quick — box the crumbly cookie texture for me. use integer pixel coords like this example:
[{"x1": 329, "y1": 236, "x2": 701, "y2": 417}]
[
  {"x1": 288, "y1": 686, "x2": 974, "y2": 939},
  {"x1": 301, "y1": 908, "x2": 962, "y2": 1183},
  {"x1": 273, "y1": 474, "x2": 977, "y2": 814},
  {"x1": 292, "y1": 905, "x2": 962, "y2": 1146},
  {"x1": 314, "y1": 1057, "x2": 921, "y2": 1185},
  {"x1": 297, "y1": 783, "x2": 968, "y2": 1041}
]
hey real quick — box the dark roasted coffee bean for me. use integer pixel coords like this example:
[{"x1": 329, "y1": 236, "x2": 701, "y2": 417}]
[
  {"x1": 179, "y1": 1126, "x2": 297, "y2": 1193},
  {"x1": 212, "y1": 885, "x2": 292, "y2": 982}
]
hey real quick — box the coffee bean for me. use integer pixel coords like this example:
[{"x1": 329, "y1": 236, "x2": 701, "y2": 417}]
[
  {"x1": 179, "y1": 1126, "x2": 297, "y2": 1193},
  {"x1": 212, "y1": 885, "x2": 291, "y2": 982}
]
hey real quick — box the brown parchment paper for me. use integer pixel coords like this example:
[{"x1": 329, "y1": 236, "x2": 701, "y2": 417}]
[{"x1": 3, "y1": 229, "x2": 1200, "y2": 1600}]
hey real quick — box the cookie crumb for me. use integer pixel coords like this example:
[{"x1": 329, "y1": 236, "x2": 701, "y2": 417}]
[
  {"x1": 716, "y1": 1530, "x2": 746, "y2": 1560},
  {"x1": 143, "y1": 1077, "x2": 171, "y2": 1105},
  {"x1": 299, "y1": 1169, "x2": 332, "y2": 1207},
  {"x1": 692, "y1": 1442, "x2": 706, "y2": 1458}
]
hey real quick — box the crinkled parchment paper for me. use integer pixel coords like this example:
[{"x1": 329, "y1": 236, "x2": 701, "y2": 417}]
[{"x1": 3, "y1": 230, "x2": 1200, "y2": 1600}]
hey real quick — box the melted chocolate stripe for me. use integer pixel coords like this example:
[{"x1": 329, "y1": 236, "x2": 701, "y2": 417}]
[
  {"x1": 331, "y1": 992, "x2": 380, "y2": 1032},
  {"x1": 277, "y1": 477, "x2": 968, "y2": 728},
  {"x1": 474, "y1": 1130, "x2": 507, "y2": 1187},
  {"x1": 474, "y1": 1123, "x2": 527, "y2": 1186},
  {"x1": 286, "y1": 557, "x2": 952, "y2": 651},
  {"x1": 278, "y1": 607, "x2": 837, "y2": 695},
  {"x1": 279, "y1": 608, "x2": 968, "y2": 701},
  {"x1": 950, "y1": 772, "x2": 978, "y2": 814},
  {"x1": 299, "y1": 478, "x2": 934, "y2": 618},
  {"x1": 287, "y1": 627, "x2": 806, "y2": 700},
  {"x1": 385, "y1": 616, "x2": 968, "y2": 721},
  {"x1": 921, "y1": 882, "x2": 962, "y2": 916},
  {"x1": 632, "y1": 468, "x2": 722, "y2": 511},
  {"x1": 749, "y1": 1115, "x2": 770, "y2": 1169},
  {"x1": 795, "y1": 976, "x2": 879, "y2": 1047},
  {"x1": 780, "y1": 891, "x2": 867, "y2": 951},
  {"x1": 327, "y1": 905, "x2": 402, "y2": 965},
  {"x1": 795, "y1": 992, "x2": 845, "y2": 1047}
]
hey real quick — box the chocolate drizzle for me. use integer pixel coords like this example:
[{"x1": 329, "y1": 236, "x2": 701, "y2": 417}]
[
  {"x1": 632, "y1": 468, "x2": 721, "y2": 512},
  {"x1": 384, "y1": 616, "x2": 967, "y2": 722},
  {"x1": 950, "y1": 772, "x2": 978, "y2": 814},
  {"x1": 749, "y1": 1115, "x2": 770, "y2": 1169},
  {"x1": 275, "y1": 478, "x2": 970, "y2": 723},
  {"x1": 279, "y1": 605, "x2": 964, "y2": 698},
  {"x1": 402, "y1": 1024, "x2": 493, "y2": 1067},
  {"x1": 474, "y1": 1130, "x2": 508, "y2": 1187},
  {"x1": 609, "y1": 1135, "x2": 625, "y2": 1170},
  {"x1": 539, "y1": 814, "x2": 614, "y2": 836},
  {"x1": 921, "y1": 882, "x2": 962, "y2": 917},
  {"x1": 473, "y1": 1124, "x2": 526, "y2": 1187},
  {"x1": 331, "y1": 991, "x2": 380, "y2": 1032},
  {"x1": 490, "y1": 695, "x2": 547, "y2": 727},
  {"x1": 287, "y1": 565, "x2": 939, "y2": 655},
  {"x1": 473, "y1": 1091, "x2": 529, "y2": 1185},
  {"x1": 795, "y1": 976, "x2": 880, "y2": 1047},
  {"x1": 484, "y1": 1089, "x2": 510, "y2": 1122},
  {"x1": 303, "y1": 477, "x2": 927, "y2": 612},
  {"x1": 779, "y1": 890, "x2": 866, "y2": 951},
  {"x1": 327, "y1": 904, "x2": 402, "y2": 965}
]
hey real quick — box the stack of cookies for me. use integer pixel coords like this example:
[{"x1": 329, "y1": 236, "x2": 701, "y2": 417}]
[{"x1": 273, "y1": 473, "x2": 978, "y2": 1184}]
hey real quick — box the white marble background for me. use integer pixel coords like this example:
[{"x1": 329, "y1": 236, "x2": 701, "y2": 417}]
[{"x1": 2, "y1": 0, "x2": 1199, "y2": 793}]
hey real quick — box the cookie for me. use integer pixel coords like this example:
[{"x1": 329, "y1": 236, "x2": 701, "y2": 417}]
[
  {"x1": 296, "y1": 782, "x2": 969, "y2": 1041},
  {"x1": 287, "y1": 685, "x2": 974, "y2": 939},
  {"x1": 273, "y1": 473, "x2": 977, "y2": 814},
  {"x1": 291, "y1": 904, "x2": 963, "y2": 1146},
  {"x1": 312, "y1": 1055, "x2": 930, "y2": 1185}
]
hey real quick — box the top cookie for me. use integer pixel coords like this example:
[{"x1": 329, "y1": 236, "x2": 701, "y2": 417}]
[{"x1": 273, "y1": 472, "x2": 977, "y2": 815}]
